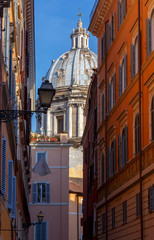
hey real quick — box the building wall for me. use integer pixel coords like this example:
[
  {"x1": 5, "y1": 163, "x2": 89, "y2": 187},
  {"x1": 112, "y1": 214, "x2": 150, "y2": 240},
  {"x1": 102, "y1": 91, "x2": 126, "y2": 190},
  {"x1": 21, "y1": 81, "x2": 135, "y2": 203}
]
[
  {"x1": 29, "y1": 142, "x2": 71, "y2": 240},
  {"x1": 86, "y1": 0, "x2": 154, "y2": 239},
  {"x1": 0, "y1": 1, "x2": 35, "y2": 239}
]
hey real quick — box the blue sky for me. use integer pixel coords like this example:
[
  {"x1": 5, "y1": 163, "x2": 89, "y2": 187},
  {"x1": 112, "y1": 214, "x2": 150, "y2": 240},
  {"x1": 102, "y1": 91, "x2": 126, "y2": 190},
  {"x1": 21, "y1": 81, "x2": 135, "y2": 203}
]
[{"x1": 32, "y1": 0, "x2": 97, "y2": 131}]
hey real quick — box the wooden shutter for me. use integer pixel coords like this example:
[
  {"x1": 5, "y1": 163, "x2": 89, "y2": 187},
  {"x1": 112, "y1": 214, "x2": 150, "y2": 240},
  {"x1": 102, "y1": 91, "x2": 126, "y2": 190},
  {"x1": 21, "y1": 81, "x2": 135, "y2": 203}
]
[
  {"x1": 8, "y1": 160, "x2": 13, "y2": 209},
  {"x1": 113, "y1": 74, "x2": 116, "y2": 106},
  {"x1": 108, "y1": 83, "x2": 111, "y2": 112},
  {"x1": 42, "y1": 222, "x2": 48, "y2": 240},
  {"x1": 117, "y1": 1, "x2": 120, "y2": 30},
  {"x1": 125, "y1": 125, "x2": 128, "y2": 164},
  {"x1": 123, "y1": 201, "x2": 127, "y2": 223},
  {"x1": 35, "y1": 222, "x2": 41, "y2": 239},
  {"x1": 136, "y1": 193, "x2": 141, "y2": 217},
  {"x1": 121, "y1": 1, "x2": 124, "y2": 23},
  {"x1": 112, "y1": 208, "x2": 115, "y2": 228},
  {"x1": 148, "y1": 186, "x2": 154, "y2": 213},
  {"x1": 145, "y1": 18, "x2": 149, "y2": 57},
  {"x1": 118, "y1": 65, "x2": 122, "y2": 97},
  {"x1": 102, "y1": 93, "x2": 104, "y2": 122},
  {"x1": 101, "y1": 153, "x2": 104, "y2": 184},
  {"x1": 108, "y1": 146, "x2": 111, "y2": 178},
  {"x1": 11, "y1": 176, "x2": 16, "y2": 219},
  {"x1": 124, "y1": 54, "x2": 127, "y2": 90},
  {"x1": 118, "y1": 134, "x2": 122, "y2": 169},
  {"x1": 9, "y1": 49, "x2": 12, "y2": 97},
  {"x1": 149, "y1": 20, "x2": 152, "y2": 54},
  {"x1": 32, "y1": 183, "x2": 37, "y2": 203},
  {"x1": 46, "y1": 183, "x2": 50, "y2": 203},
  {"x1": 130, "y1": 44, "x2": 135, "y2": 80},
  {"x1": 123, "y1": 0, "x2": 127, "y2": 18},
  {"x1": 113, "y1": 139, "x2": 116, "y2": 173},
  {"x1": 107, "y1": 23, "x2": 111, "y2": 50},
  {"x1": 2, "y1": 138, "x2": 6, "y2": 196},
  {"x1": 102, "y1": 213, "x2": 106, "y2": 233}
]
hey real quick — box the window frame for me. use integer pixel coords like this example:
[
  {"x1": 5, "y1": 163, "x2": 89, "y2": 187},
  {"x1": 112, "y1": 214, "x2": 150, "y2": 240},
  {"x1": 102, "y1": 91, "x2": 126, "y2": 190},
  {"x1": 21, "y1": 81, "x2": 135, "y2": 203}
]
[
  {"x1": 134, "y1": 114, "x2": 140, "y2": 155},
  {"x1": 36, "y1": 151, "x2": 47, "y2": 164},
  {"x1": 32, "y1": 182, "x2": 50, "y2": 204}
]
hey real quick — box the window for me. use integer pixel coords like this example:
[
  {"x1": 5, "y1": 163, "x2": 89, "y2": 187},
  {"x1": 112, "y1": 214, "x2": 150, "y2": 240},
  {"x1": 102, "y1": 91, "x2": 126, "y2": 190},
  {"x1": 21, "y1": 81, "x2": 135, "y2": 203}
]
[
  {"x1": 130, "y1": 36, "x2": 138, "y2": 80},
  {"x1": 94, "y1": 149, "x2": 97, "y2": 177},
  {"x1": 136, "y1": 193, "x2": 141, "y2": 217},
  {"x1": 102, "y1": 93, "x2": 105, "y2": 122},
  {"x1": 151, "y1": 96, "x2": 154, "y2": 141},
  {"x1": 112, "y1": 208, "x2": 115, "y2": 228},
  {"x1": 108, "y1": 73, "x2": 116, "y2": 111},
  {"x1": 122, "y1": 125, "x2": 128, "y2": 165},
  {"x1": 101, "y1": 35, "x2": 105, "y2": 61},
  {"x1": 8, "y1": 160, "x2": 13, "y2": 210},
  {"x1": 2, "y1": 138, "x2": 6, "y2": 196},
  {"x1": 111, "y1": 13, "x2": 115, "y2": 41},
  {"x1": 57, "y1": 116, "x2": 63, "y2": 133},
  {"x1": 148, "y1": 185, "x2": 154, "y2": 213},
  {"x1": 117, "y1": 0, "x2": 127, "y2": 30},
  {"x1": 35, "y1": 221, "x2": 48, "y2": 240},
  {"x1": 135, "y1": 114, "x2": 140, "y2": 155},
  {"x1": 102, "y1": 213, "x2": 106, "y2": 233},
  {"x1": 32, "y1": 183, "x2": 50, "y2": 203},
  {"x1": 101, "y1": 153, "x2": 105, "y2": 184},
  {"x1": 108, "y1": 139, "x2": 116, "y2": 178},
  {"x1": 93, "y1": 206, "x2": 97, "y2": 235},
  {"x1": 36, "y1": 152, "x2": 47, "y2": 163},
  {"x1": 146, "y1": 10, "x2": 154, "y2": 57},
  {"x1": 118, "y1": 54, "x2": 127, "y2": 97},
  {"x1": 11, "y1": 176, "x2": 16, "y2": 219},
  {"x1": 123, "y1": 201, "x2": 127, "y2": 223}
]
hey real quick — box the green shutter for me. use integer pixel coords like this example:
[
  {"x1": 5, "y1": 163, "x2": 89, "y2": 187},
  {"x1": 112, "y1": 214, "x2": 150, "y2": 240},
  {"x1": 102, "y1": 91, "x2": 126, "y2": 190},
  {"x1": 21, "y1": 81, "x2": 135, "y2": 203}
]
[
  {"x1": 11, "y1": 176, "x2": 16, "y2": 219},
  {"x1": 8, "y1": 160, "x2": 13, "y2": 209},
  {"x1": 2, "y1": 138, "x2": 6, "y2": 196}
]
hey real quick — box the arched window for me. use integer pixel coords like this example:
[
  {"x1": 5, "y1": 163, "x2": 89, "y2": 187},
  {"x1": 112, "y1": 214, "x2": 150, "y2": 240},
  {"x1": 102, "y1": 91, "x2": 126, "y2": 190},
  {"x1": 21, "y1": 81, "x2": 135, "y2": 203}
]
[
  {"x1": 151, "y1": 96, "x2": 154, "y2": 140},
  {"x1": 101, "y1": 153, "x2": 104, "y2": 184},
  {"x1": 135, "y1": 114, "x2": 140, "y2": 155}
]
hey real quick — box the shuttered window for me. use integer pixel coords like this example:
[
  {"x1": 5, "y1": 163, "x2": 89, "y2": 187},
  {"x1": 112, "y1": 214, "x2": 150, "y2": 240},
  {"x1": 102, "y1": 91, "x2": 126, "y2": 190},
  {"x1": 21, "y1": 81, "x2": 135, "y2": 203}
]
[
  {"x1": 101, "y1": 35, "x2": 105, "y2": 61},
  {"x1": 102, "y1": 213, "x2": 106, "y2": 233},
  {"x1": 119, "y1": 54, "x2": 127, "y2": 97},
  {"x1": 146, "y1": 10, "x2": 153, "y2": 58},
  {"x1": 108, "y1": 146, "x2": 111, "y2": 178},
  {"x1": 123, "y1": 201, "x2": 127, "y2": 223},
  {"x1": 117, "y1": 0, "x2": 127, "y2": 30},
  {"x1": 108, "y1": 82, "x2": 111, "y2": 112},
  {"x1": 8, "y1": 160, "x2": 13, "y2": 209},
  {"x1": 112, "y1": 208, "x2": 115, "y2": 228},
  {"x1": 118, "y1": 65, "x2": 122, "y2": 97},
  {"x1": 151, "y1": 96, "x2": 154, "y2": 141},
  {"x1": 118, "y1": 134, "x2": 122, "y2": 169},
  {"x1": 11, "y1": 176, "x2": 16, "y2": 219},
  {"x1": 109, "y1": 73, "x2": 116, "y2": 111},
  {"x1": 122, "y1": 125, "x2": 128, "y2": 166},
  {"x1": 35, "y1": 221, "x2": 48, "y2": 240},
  {"x1": 148, "y1": 186, "x2": 154, "y2": 213},
  {"x1": 136, "y1": 193, "x2": 141, "y2": 217},
  {"x1": 3, "y1": 8, "x2": 10, "y2": 71},
  {"x1": 101, "y1": 153, "x2": 105, "y2": 184},
  {"x1": 2, "y1": 138, "x2": 6, "y2": 196},
  {"x1": 102, "y1": 93, "x2": 105, "y2": 122},
  {"x1": 135, "y1": 114, "x2": 140, "y2": 155},
  {"x1": 32, "y1": 183, "x2": 50, "y2": 203},
  {"x1": 111, "y1": 139, "x2": 116, "y2": 176},
  {"x1": 111, "y1": 13, "x2": 115, "y2": 41}
]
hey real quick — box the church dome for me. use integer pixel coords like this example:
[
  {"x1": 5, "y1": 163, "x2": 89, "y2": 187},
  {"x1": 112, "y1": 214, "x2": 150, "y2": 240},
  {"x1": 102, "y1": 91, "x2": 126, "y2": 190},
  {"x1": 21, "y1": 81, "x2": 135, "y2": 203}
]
[{"x1": 44, "y1": 19, "x2": 97, "y2": 88}]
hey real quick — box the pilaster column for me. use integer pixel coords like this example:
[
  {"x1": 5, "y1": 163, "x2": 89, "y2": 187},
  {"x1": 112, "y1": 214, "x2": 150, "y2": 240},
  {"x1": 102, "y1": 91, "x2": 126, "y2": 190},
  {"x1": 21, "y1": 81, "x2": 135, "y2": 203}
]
[
  {"x1": 63, "y1": 111, "x2": 66, "y2": 132},
  {"x1": 78, "y1": 105, "x2": 83, "y2": 137},
  {"x1": 41, "y1": 113, "x2": 44, "y2": 135},
  {"x1": 68, "y1": 105, "x2": 72, "y2": 138},
  {"x1": 53, "y1": 114, "x2": 57, "y2": 135}
]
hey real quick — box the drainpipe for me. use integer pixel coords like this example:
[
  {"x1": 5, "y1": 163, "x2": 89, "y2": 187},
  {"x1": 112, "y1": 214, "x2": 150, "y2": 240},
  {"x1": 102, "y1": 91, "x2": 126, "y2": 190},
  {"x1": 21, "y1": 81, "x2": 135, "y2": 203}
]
[
  {"x1": 138, "y1": 0, "x2": 143, "y2": 239},
  {"x1": 105, "y1": 21, "x2": 108, "y2": 240}
]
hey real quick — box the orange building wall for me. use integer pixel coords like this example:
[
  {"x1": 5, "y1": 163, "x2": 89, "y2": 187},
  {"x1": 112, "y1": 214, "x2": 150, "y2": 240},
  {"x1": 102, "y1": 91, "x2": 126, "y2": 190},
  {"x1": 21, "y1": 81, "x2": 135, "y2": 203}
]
[{"x1": 88, "y1": 0, "x2": 154, "y2": 239}]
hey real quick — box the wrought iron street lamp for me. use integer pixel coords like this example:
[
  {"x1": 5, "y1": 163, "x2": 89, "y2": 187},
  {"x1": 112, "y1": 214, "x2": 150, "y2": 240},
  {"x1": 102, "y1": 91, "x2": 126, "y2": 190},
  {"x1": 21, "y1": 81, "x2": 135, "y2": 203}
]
[
  {"x1": 0, "y1": 80, "x2": 55, "y2": 123},
  {"x1": 22, "y1": 211, "x2": 44, "y2": 228}
]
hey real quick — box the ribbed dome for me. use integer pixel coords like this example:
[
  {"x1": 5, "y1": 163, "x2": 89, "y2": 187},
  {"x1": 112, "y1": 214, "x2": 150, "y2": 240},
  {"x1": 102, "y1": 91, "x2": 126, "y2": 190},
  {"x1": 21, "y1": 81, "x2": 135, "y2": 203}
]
[{"x1": 44, "y1": 19, "x2": 97, "y2": 88}]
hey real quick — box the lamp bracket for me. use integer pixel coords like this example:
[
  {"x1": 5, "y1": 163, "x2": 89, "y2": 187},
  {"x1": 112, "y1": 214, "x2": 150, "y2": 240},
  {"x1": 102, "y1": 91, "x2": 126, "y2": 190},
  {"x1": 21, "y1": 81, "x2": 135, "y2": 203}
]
[{"x1": 0, "y1": 109, "x2": 47, "y2": 123}]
